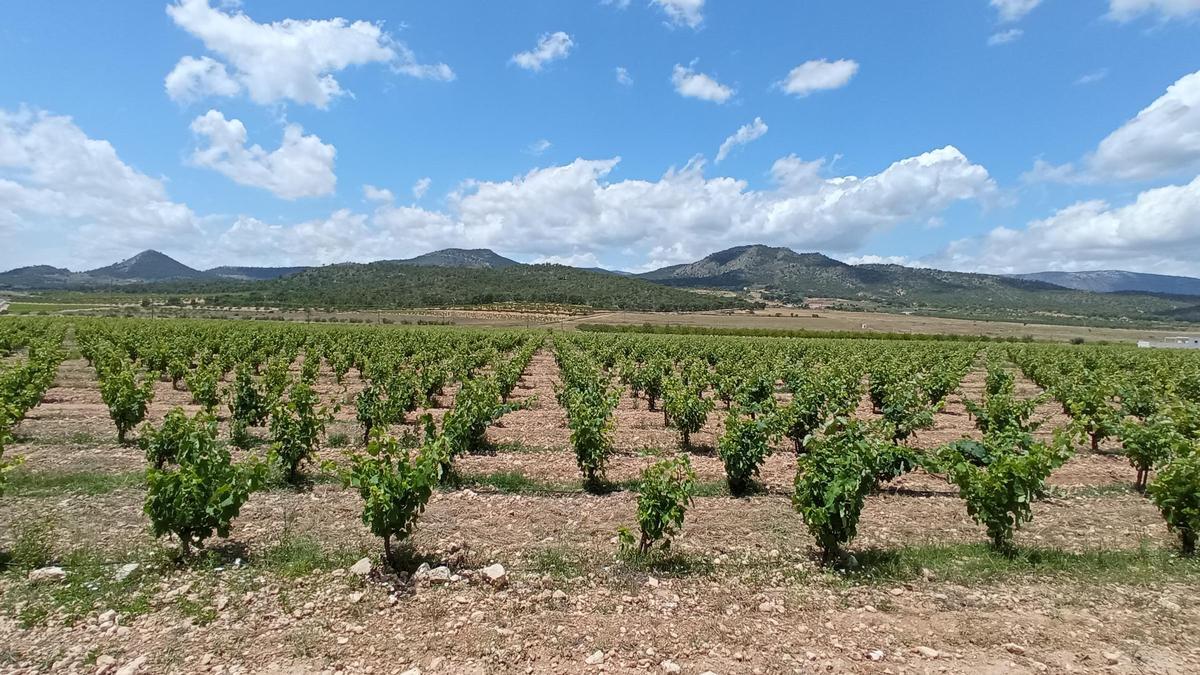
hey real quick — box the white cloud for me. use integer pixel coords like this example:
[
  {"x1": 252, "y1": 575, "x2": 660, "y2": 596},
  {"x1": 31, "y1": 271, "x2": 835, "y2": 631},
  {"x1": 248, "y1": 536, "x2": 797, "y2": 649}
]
[
  {"x1": 987, "y1": 28, "x2": 1024, "y2": 45},
  {"x1": 0, "y1": 107, "x2": 200, "y2": 268},
  {"x1": 715, "y1": 117, "x2": 768, "y2": 163},
  {"x1": 526, "y1": 139, "x2": 553, "y2": 156},
  {"x1": 164, "y1": 55, "x2": 242, "y2": 103},
  {"x1": 776, "y1": 59, "x2": 859, "y2": 97},
  {"x1": 210, "y1": 146, "x2": 995, "y2": 268},
  {"x1": 1075, "y1": 69, "x2": 1110, "y2": 85},
  {"x1": 1107, "y1": 0, "x2": 1200, "y2": 21},
  {"x1": 510, "y1": 32, "x2": 574, "y2": 72},
  {"x1": 363, "y1": 184, "x2": 394, "y2": 203},
  {"x1": 533, "y1": 251, "x2": 604, "y2": 268},
  {"x1": 672, "y1": 63, "x2": 734, "y2": 103},
  {"x1": 843, "y1": 254, "x2": 917, "y2": 267},
  {"x1": 412, "y1": 177, "x2": 432, "y2": 200},
  {"x1": 165, "y1": 0, "x2": 452, "y2": 108},
  {"x1": 1024, "y1": 70, "x2": 1200, "y2": 184},
  {"x1": 615, "y1": 67, "x2": 633, "y2": 86},
  {"x1": 991, "y1": 0, "x2": 1043, "y2": 22},
  {"x1": 933, "y1": 174, "x2": 1200, "y2": 275},
  {"x1": 1090, "y1": 70, "x2": 1200, "y2": 181},
  {"x1": 189, "y1": 110, "x2": 336, "y2": 199},
  {"x1": 653, "y1": 0, "x2": 705, "y2": 28}
]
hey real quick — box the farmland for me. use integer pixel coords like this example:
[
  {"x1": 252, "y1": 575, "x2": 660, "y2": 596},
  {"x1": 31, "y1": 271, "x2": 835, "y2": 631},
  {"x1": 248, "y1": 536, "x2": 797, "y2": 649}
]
[{"x1": 1, "y1": 316, "x2": 1199, "y2": 674}]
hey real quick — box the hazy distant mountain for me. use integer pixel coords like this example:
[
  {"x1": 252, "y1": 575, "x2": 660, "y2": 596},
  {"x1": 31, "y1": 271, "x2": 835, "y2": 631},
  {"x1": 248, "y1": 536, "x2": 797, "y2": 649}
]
[
  {"x1": 0, "y1": 265, "x2": 85, "y2": 289},
  {"x1": 207, "y1": 266, "x2": 309, "y2": 281},
  {"x1": 397, "y1": 248, "x2": 520, "y2": 269},
  {"x1": 1011, "y1": 270, "x2": 1200, "y2": 297},
  {"x1": 637, "y1": 244, "x2": 1200, "y2": 324},
  {"x1": 86, "y1": 250, "x2": 208, "y2": 281}
]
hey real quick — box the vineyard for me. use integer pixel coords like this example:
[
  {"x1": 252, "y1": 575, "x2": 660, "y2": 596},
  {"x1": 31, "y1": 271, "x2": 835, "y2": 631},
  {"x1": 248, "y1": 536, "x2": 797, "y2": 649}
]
[{"x1": 1, "y1": 316, "x2": 1199, "y2": 673}]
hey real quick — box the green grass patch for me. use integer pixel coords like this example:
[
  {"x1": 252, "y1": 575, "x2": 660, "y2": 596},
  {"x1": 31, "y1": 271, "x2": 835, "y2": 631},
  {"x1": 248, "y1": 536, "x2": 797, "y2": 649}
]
[
  {"x1": 1044, "y1": 483, "x2": 1136, "y2": 499},
  {"x1": 258, "y1": 533, "x2": 360, "y2": 578},
  {"x1": 0, "y1": 550, "x2": 157, "y2": 628},
  {"x1": 530, "y1": 547, "x2": 591, "y2": 579},
  {"x1": 6, "y1": 469, "x2": 143, "y2": 497},
  {"x1": 843, "y1": 542, "x2": 1200, "y2": 586}
]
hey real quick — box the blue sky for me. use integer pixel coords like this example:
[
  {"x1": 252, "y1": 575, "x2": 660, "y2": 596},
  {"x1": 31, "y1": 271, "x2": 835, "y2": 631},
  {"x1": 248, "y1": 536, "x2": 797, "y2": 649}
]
[{"x1": 2, "y1": 0, "x2": 1199, "y2": 274}]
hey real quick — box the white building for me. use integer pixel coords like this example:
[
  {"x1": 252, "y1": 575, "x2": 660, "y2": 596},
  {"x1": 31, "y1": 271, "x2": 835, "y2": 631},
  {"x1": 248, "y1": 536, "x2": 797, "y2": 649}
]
[{"x1": 1137, "y1": 336, "x2": 1200, "y2": 349}]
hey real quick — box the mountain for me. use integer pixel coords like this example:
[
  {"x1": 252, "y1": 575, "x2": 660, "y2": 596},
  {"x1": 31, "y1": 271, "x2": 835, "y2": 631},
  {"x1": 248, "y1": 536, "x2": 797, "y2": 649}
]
[
  {"x1": 86, "y1": 250, "x2": 207, "y2": 281},
  {"x1": 206, "y1": 266, "x2": 309, "y2": 281},
  {"x1": 0, "y1": 265, "x2": 86, "y2": 289},
  {"x1": 641, "y1": 245, "x2": 846, "y2": 289},
  {"x1": 396, "y1": 248, "x2": 520, "y2": 269},
  {"x1": 138, "y1": 262, "x2": 747, "y2": 312},
  {"x1": 638, "y1": 244, "x2": 1200, "y2": 325},
  {"x1": 1011, "y1": 270, "x2": 1200, "y2": 296}
]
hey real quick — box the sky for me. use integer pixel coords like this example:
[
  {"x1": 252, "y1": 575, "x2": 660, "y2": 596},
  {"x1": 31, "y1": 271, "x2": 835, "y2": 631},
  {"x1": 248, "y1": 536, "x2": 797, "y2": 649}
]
[{"x1": 2, "y1": 0, "x2": 1200, "y2": 275}]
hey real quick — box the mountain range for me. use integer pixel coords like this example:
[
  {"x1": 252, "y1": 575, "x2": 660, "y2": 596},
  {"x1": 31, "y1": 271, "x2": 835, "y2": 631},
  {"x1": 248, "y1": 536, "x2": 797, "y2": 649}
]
[{"x1": 4, "y1": 245, "x2": 1200, "y2": 324}]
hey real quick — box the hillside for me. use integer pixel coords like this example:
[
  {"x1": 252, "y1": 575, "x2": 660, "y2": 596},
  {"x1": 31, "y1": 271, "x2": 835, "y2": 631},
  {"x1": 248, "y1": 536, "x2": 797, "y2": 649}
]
[
  {"x1": 206, "y1": 266, "x2": 309, "y2": 281},
  {"x1": 396, "y1": 248, "x2": 519, "y2": 268},
  {"x1": 85, "y1": 250, "x2": 207, "y2": 281},
  {"x1": 639, "y1": 245, "x2": 1200, "y2": 325},
  {"x1": 1012, "y1": 270, "x2": 1200, "y2": 296},
  {"x1": 135, "y1": 262, "x2": 749, "y2": 312}
]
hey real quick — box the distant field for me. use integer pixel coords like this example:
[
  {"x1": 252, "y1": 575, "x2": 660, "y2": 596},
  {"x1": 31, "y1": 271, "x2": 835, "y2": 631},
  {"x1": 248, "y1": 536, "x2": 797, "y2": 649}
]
[
  {"x1": 552, "y1": 308, "x2": 1194, "y2": 343},
  {"x1": 3, "y1": 302, "x2": 112, "y2": 315}
]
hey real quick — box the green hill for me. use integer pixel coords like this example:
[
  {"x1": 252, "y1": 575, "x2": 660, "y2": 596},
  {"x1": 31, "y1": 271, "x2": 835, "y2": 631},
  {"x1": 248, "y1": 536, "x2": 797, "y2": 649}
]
[{"x1": 639, "y1": 245, "x2": 1200, "y2": 325}]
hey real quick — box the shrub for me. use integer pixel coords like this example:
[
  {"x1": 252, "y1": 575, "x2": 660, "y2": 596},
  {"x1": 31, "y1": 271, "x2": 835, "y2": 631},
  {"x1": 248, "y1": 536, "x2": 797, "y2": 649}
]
[
  {"x1": 718, "y1": 406, "x2": 775, "y2": 496},
  {"x1": 793, "y1": 418, "x2": 897, "y2": 565},
  {"x1": 140, "y1": 407, "x2": 217, "y2": 469},
  {"x1": 776, "y1": 374, "x2": 827, "y2": 454},
  {"x1": 343, "y1": 423, "x2": 447, "y2": 567},
  {"x1": 442, "y1": 376, "x2": 525, "y2": 477},
  {"x1": 560, "y1": 381, "x2": 620, "y2": 490},
  {"x1": 663, "y1": 375, "x2": 714, "y2": 450},
  {"x1": 269, "y1": 381, "x2": 331, "y2": 483},
  {"x1": 98, "y1": 361, "x2": 156, "y2": 445},
  {"x1": 1148, "y1": 450, "x2": 1200, "y2": 555},
  {"x1": 618, "y1": 456, "x2": 696, "y2": 554},
  {"x1": 184, "y1": 360, "x2": 222, "y2": 413},
  {"x1": 939, "y1": 430, "x2": 1072, "y2": 552},
  {"x1": 879, "y1": 378, "x2": 938, "y2": 444},
  {"x1": 144, "y1": 418, "x2": 264, "y2": 558},
  {"x1": 1120, "y1": 416, "x2": 1186, "y2": 492},
  {"x1": 227, "y1": 364, "x2": 266, "y2": 426}
]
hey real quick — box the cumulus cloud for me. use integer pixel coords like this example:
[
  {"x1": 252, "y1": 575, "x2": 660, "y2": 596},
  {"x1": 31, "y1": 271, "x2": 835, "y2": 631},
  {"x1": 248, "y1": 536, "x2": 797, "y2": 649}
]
[
  {"x1": 510, "y1": 32, "x2": 574, "y2": 72},
  {"x1": 188, "y1": 110, "x2": 336, "y2": 199},
  {"x1": 776, "y1": 59, "x2": 859, "y2": 97},
  {"x1": 163, "y1": 55, "x2": 242, "y2": 103},
  {"x1": 653, "y1": 0, "x2": 705, "y2": 28},
  {"x1": 533, "y1": 251, "x2": 605, "y2": 268},
  {"x1": 931, "y1": 174, "x2": 1200, "y2": 275},
  {"x1": 208, "y1": 146, "x2": 995, "y2": 268},
  {"x1": 1107, "y1": 0, "x2": 1200, "y2": 21},
  {"x1": 165, "y1": 0, "x2": 452, "y2": 108},
  {"x1": 0, "y1": 107, "x2": 200, "y2": 268},
  {"x1": 1090, "y1": 70, "x2": 1200, "y2": 181},
  {"x1": 412, "y1": 177, "x2": 432, "y2": 200},
  {"x1": 842, "y1": 254, "x2": 917, "y2": 267},
  {"x1": 615, "y1": 67, "x2": 633, "y2": 86},
  {"x1": 363, "y1": 185, "x2": 393, "y2": 203},
  {"x1": 1028, "y1": 70, "x2": 1200, "y2": 183},
  {"x1": 991, "y1": 0, "x2": 1043, "y2": 22},
  {"x1": 672, "y1": 63, "x2": 734, "y2": 103},
  {"x1": 987, "y1": 28, "x2": 1024, "y2": 45},
  {"x1": 715, "y1": 117, "x2": 768, "y2": 163}
]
